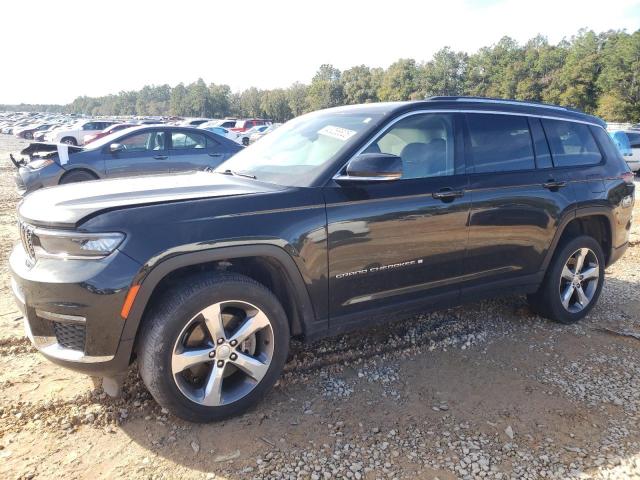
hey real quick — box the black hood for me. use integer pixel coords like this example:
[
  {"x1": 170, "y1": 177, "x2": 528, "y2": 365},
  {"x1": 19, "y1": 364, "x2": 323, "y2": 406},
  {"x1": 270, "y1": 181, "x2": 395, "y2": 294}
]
[{"x1": 19, "y1": 171, "x2": 284, "y2": 228}]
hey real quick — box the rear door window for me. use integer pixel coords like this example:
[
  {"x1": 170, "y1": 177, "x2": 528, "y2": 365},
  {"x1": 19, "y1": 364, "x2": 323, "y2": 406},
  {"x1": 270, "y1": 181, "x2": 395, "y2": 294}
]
[
  {"x1": 465, "y1": 114, "x2": 535, "y2": 173},
  {"x1": 541, "y1": 119, "x2": 602, "y2": 166},
  {"x1": 170, "y1": 131, "x2": 207, "y2": 149}
]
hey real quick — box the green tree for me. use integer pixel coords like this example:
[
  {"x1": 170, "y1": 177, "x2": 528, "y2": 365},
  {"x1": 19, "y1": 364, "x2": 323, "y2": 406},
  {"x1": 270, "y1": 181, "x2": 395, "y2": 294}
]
[
  {"x1": 261, "y1": 89, "x2": 292, "y2": 122},
  {"x1": 209, "y1": 83, "x2": 231, "y2": 118},
  {"x1": 307, "y1": 64, "x2": 344, "y2": 110},
  {"x1": 420, "y1": 47, "x2": 468, "y2": 97},
  {"x1": 170, "y1": 83, "x2": 188, "y2": 116},
  {"x1": 286, "y1": 82, "x2": 309, "y2": 117},
  {"x1": 378, "y1": 59, "x2": 420, "y2": 101},
  {"x1": 342, "y1": 65, "x2": 379, "y2": 104},
  {"x1": 186, "y1": 78, "x2": 212, "y2": 117},
  {"x1": 597, "y1": 31, "x2": 640, "y2": 122},
  {"x1": 553, "y1": 30, "x2": 603, "y2": 113},
  {"x1": 240, "y1": 87, "x2": 264, "y2": 117}
]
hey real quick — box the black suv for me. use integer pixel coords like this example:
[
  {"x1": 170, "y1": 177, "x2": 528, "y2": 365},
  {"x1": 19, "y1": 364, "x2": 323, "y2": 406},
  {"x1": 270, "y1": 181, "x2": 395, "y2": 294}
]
[{"x1": 10, "y1": 97, "x2": 634, "y2": 422}]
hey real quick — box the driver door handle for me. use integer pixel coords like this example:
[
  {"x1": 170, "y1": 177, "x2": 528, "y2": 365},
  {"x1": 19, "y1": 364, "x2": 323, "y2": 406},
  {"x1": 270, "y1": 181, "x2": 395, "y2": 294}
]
[
  {"x1": 153, "y1": 155, "x2": 168, "y2": 160},
  {"x1": 432, "y1": 188, "x2": 465, "y2": 201},
  {"x1": 543, "y1": 180, "x2": 567, "y2": 191},
  {"x1": 208, "y1": 153, "x2": 223, "y2": 157}
]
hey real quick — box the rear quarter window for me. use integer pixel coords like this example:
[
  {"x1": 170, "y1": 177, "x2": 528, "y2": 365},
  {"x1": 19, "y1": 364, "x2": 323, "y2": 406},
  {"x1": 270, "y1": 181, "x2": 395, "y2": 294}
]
[{"x1": 541, "y1": 119, "x2": 602, "y2": 167}]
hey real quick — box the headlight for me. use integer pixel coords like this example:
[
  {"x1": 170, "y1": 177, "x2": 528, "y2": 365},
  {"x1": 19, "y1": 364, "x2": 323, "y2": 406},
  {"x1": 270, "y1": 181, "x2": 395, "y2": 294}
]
[
  {"x1": 32, "y1": 229, "x2": 125, "y2": 259},
  {"x1": 28, "y1": 159, "x2": 54, "y2": 170}
]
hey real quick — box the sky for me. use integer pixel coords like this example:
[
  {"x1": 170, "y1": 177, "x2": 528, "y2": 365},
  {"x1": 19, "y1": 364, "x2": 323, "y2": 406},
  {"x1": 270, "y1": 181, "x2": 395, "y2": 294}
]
[{"x1": 1, "y1": 0, "x2": 639, "y2": 105}]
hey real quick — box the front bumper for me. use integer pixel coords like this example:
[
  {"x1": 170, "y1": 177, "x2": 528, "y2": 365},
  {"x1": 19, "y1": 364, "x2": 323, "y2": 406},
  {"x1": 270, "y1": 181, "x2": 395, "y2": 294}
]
[
  {"x1": 10, "y1": 243, "x2": 141, "y2": 376},
  {"x1": 13, "y1": 163, "x2": 64, "y2": 196}
]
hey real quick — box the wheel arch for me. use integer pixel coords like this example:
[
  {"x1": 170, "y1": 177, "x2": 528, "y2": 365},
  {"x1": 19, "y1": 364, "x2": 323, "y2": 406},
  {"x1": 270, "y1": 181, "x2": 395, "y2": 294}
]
[
  {"x1": 542, "y1": 207, "x2": 615, "y2": 273},
  {"x1": 59, "y1": 166, "x2": 101, "y2": 183},
  {"x1": 121, "y1": 245, "x2": 319, "y2": 352}
]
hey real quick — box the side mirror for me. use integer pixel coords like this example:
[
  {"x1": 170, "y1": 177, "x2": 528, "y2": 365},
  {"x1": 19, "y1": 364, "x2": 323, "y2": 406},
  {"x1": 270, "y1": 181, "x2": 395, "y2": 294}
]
[
  {"x1": 335, "y1": 153, "x2": 402, "y2": 183},
  {"x1": 109, "y1": 143, "x2": 123, "y2": 153}
]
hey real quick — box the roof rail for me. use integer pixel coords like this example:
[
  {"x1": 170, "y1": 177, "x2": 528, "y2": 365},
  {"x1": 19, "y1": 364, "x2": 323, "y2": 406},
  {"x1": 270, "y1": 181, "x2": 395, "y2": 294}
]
[{"x1": 426, "y1": 96, "x2": 569, "y2": 112}]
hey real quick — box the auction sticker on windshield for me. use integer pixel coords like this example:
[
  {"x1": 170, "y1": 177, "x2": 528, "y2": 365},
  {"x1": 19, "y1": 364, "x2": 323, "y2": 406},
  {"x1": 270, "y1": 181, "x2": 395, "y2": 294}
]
[{"x1": 318, "y1": 125, "x2": 357, "y2": 141}]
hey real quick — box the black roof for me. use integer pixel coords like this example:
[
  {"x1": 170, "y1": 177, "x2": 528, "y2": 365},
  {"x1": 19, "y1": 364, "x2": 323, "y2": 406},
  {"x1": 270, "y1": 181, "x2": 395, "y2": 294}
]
[{"x1": 330, "y1": 96, "x2": 606, "y2": 128}]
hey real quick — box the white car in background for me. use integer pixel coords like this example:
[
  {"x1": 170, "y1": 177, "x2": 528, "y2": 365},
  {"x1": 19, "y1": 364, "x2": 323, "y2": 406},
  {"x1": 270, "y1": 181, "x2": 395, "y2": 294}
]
[
  {"x1": 249, "y1": 123, "x2": 282, "y2": 144},
  {"x1": 623, "y1": 130, "x2": 640, "y2": 172},
  {"x1": 44, "y1": 120, "x2": 117, "y2": 145},
  {"x1": 198, "y1": 122, "x2": 243, "y2": 143}
]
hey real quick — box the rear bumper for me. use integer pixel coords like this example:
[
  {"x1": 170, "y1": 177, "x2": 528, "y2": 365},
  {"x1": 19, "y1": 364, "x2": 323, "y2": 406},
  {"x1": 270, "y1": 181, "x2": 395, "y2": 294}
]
[{"x1": 10, "y1": 243, "x2": 140, "y2": 376}]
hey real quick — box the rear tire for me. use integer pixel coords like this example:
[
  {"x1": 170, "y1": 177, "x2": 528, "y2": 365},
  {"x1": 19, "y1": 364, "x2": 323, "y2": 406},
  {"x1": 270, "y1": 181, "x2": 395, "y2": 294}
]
[
  {"x1": 59, "y1": 170, "x2": 98, "y2": 185},
  {"x1": 138, "y1": 273, "x2": 290, "y2": 422},
  {"x1": 527, "y1": 235, "x2": 605, "y2": 324},
  {"x1": 60, "y1": 137, "x2": 77, "y2": 145}
]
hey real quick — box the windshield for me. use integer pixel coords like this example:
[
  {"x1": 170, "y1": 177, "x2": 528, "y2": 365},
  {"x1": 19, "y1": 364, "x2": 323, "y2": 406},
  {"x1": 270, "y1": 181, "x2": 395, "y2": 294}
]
[{"x1": 217, "y1": 110, "x2": 381, "y2": 186}]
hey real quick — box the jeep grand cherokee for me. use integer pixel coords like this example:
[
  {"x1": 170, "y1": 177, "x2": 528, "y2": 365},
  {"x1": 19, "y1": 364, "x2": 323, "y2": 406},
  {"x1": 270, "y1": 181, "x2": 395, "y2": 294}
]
[{"x1": 10, "y1": 97, "x2": 634, "y2": 422}]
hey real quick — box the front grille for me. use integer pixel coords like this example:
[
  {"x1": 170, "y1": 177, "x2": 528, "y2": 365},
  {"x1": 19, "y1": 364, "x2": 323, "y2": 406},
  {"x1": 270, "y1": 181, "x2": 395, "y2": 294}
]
[
  {"x1": 52, "y1": 322, "x2": 86, "y2": 351},
  {"x1": 19, "y1": 221, "x2": 36, "y2": 261}
]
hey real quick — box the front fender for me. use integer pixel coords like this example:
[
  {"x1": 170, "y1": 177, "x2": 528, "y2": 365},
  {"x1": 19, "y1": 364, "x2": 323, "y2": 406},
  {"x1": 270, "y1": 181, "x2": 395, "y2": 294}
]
[{"x1": 119, "y1": 243, "x2": 322, "y2": 348}]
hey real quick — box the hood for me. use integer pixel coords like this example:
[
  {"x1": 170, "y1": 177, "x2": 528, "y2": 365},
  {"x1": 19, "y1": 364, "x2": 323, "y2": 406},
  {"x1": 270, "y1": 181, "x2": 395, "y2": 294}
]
[
  {"x1": 19, "y1": 171, "x2": 284, "y2": 228},
  {"x1": 20, "y1": 142, "x2": 83, "y2": 163}
]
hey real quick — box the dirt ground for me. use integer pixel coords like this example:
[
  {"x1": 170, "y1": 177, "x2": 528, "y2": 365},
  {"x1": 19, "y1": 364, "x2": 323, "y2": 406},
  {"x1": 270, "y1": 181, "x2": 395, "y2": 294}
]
[{"x1": 0, "y1": 135, "x2": 639, "y2": 480}]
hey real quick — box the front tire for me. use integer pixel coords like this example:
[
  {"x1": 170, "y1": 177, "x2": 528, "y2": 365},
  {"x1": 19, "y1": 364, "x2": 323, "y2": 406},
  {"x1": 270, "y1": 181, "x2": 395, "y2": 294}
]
[
  {"x1": 138, "y1": 273, "x2": 290, "y2": 422},
  {"x1": 527, "y1": 235, "x2": 605, "y2": 324},
  {"x1": 60, "y1": 137, "x2": 77, "y2": 145}
]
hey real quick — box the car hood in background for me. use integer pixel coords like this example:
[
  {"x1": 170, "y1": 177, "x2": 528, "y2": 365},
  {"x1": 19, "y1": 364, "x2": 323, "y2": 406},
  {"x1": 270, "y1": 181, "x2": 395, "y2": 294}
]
[{"x1": 19, "y1": 171, "x2": 284, "y2": 228}]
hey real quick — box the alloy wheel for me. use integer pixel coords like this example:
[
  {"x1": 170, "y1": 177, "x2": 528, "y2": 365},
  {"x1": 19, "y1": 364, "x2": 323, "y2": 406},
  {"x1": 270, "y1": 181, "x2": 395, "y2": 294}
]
[
  {"x1": 171, "y1": 300, "x2": 274, "y2": 406},
  {"x1": 558, "y1": 248, "x2": 600, "y2": 314}
]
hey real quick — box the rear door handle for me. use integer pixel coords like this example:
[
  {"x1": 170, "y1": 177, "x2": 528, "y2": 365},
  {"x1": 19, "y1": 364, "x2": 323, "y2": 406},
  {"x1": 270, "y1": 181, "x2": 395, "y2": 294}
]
[
  {"x1": 543, "y1": 180, "x2": 567, "y2": 191},
  {"x1": 208, "y1": 153, "x2": 223, "y2": 157},
  {"x1": 432, "y1": 188, "x2": 465, "y2": 201},
  {"x1": 153, "y1": 155, "x2": 168, "y2": 160}
]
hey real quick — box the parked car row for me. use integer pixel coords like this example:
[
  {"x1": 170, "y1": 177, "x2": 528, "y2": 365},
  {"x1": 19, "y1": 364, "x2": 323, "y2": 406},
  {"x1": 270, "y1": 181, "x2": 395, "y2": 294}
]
[{"x1": 1, "y1": 112, "x2": 281, "y2": 147}]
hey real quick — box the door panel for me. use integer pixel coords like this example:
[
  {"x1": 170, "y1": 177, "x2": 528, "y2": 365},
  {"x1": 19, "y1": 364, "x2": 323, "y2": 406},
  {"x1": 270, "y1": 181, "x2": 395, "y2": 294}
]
[
  {"x1": 465, "y1": 171, "x2": 574, "y2": 285},
  {"x1": 462, "y1": 114, "x2": 575, "y2": 288},
  {"x1": 105, "y1": 129, "x2": 171, "y2": 177},
  {"x1": 168, "y1": 130, "x2": 222, "y2": 171},
  {"x1": 325, "y1": 112, "x2": 469, "y2": 325}
]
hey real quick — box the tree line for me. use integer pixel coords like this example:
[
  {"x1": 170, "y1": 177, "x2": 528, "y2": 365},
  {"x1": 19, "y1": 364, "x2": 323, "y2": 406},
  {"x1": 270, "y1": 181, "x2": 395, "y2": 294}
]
[{"x1": 7, "y1": 29, "x2": 640, "y2": 123}]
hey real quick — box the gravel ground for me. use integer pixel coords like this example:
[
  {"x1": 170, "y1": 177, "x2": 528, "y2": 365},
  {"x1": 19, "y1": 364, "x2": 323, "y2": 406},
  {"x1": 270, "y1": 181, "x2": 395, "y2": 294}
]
[{"x1": 0, "y1": 135, "x2": 639, "y2": 480}]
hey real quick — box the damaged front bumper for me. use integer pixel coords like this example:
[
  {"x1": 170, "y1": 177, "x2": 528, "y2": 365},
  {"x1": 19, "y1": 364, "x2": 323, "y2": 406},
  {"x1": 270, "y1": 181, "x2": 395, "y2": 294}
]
[{"x1": 10, "y1": 141, "x2": 75, "y2": 195}]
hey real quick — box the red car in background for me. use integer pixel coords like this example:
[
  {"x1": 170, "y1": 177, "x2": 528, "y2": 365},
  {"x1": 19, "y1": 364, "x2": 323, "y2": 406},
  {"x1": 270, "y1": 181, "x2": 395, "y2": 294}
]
[
  {"x1": 83, "y1": 123, "x2": 137, "y2": 144},
  {"x1": 230, "y1": 118, "x2": 271, "y2": 133}
]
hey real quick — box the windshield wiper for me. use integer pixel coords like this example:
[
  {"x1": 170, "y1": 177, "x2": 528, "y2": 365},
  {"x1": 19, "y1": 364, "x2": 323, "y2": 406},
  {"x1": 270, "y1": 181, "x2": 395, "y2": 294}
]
[{"x1": 218, "y1": 169, "x2": 257, "y2": 180}]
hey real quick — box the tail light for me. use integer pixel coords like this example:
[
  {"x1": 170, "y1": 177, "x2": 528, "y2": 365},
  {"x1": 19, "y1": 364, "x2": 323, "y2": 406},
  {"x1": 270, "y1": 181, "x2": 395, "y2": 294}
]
[{"x1": 622, "y1": 172, "x2": 634, "y2": 184}]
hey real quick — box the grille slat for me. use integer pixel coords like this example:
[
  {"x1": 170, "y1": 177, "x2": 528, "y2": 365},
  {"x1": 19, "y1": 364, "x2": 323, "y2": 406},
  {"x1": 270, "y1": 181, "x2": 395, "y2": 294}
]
[{"x1": 51, "y1": 322, "x2": 86, "y2": 351}]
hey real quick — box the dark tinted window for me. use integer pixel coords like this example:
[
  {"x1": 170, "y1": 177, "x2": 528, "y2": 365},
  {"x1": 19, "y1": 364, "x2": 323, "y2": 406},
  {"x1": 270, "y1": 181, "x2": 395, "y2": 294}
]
[
  {"x1": 541, "y1": 119, "x2": 602, "y2": 166},
  {"x1": 466, "y1": 114, "x2": 535, "y2": 173},
  {"x1": 528, "y1": 118, "x2": 553, "y2": 169},
  {"x1": 627, "y1": 132, "x2": 640, "y2": 147},
  {"x1": 206, "y1": 136, "x2": 219, "y2": 148}
]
